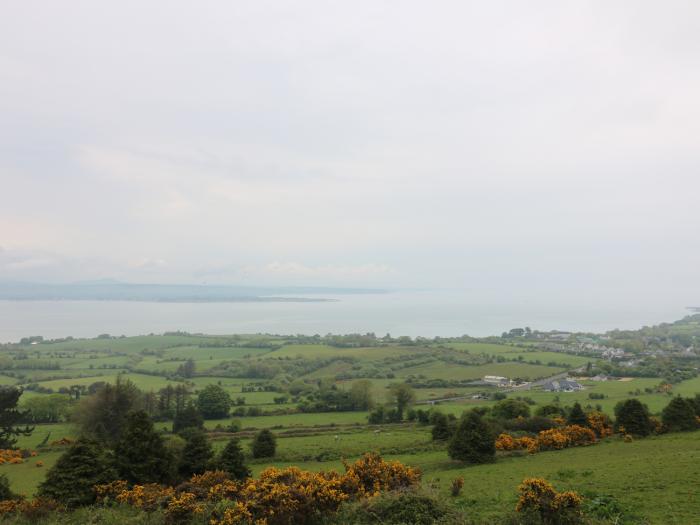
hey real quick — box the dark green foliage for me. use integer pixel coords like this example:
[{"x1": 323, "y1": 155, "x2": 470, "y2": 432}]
[
  {"x1": 691, "y1": 394, "x2": 700, "y2": 417},
  {"x1": 218, "y1": 437, "x2": 251, "y2": 480},
  {"x1": 333, "y1": 489, "x2": 455, "y2": 524},
  {"x1": 535, "y1": 404, "x2": 563, "y2": 418},
  {"x1": 614, "y1": 399, "x2": 652, "y2": 436},
  {"x1": 172, "y1": 401, "x2": 204, "y2": 434},
  {"x1": 251, "y1": 429, "x2": 276, "y2": 458},
  {"x1": 74, "y1": 376, "x2": 142, "y2": 445},
  {"x1": 0, "y1": 474, "x2": 15, "y2": 501},
  {"x1": 504, "y1": 416, "x2": 556, "y2": 433},
  {"x1": 567, "y1": 402, "x2": 588, "y2": 427},
  {"x1": 448, "y1": 410, "x2": 496, "y2": 464},
  {"x1": 196, "y1": 384, "x2": 231, "y2": 419},
  {"x1": 38, "y1": 438, "x2": 116, "y2": 507},
  {"x1": 431, "y1": 412, "x2": 452, "y2": 441},
  {"x1": 368, "y1": 406, "x2": 386, "y2": 424},
  {"x1": 178, "y1": 428, "x2": 214, "y2": 478},
  {"x1": 0, "y1": 387, "x2": 34, "y2": 448},
  {"x1": 114, "y1": 410, "x2": 173, "y2": 484},
  {"x1": 491, "y1": 398, "x2": 531, "y2": 420},
  {"x1": 387, "y1": 383, "x2": 416, "y2": 419},
  {"x1": 661, "y1": 396, "x2": 698, "y2": 432}
]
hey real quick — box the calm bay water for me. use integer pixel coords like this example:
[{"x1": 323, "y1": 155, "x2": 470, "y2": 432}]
[{"x1": 0, "y1": 290, "x2": 690, "y2": 343}]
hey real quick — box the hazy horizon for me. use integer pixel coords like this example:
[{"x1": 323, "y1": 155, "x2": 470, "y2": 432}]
[{"x1": 2, "y1": 1, "x2": 700, "y2": 310}]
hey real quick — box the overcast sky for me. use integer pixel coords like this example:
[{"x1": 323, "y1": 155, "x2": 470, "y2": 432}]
[{"x1": 1, "y1": 1, "x2": 699, "y2": 304}]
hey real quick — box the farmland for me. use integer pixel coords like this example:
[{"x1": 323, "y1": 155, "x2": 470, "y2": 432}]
[{"x1": 1, "y1": 319, "x2": 700, "y2": 523}]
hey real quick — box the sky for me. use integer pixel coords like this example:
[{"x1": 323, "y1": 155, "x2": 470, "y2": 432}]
[{"x1": 1, "y1": 1, "x2": 699, "y2": 305}]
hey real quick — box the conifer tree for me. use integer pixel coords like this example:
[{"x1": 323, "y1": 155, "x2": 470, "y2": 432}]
[
  {"x1": 38, "y1": 438, "x2": 116, "y2": 507},
  {"x1": 448, "y1": 411, "x2": 495, "y2": 464},
  {"x1": 173, "y1": 401, "x2": 204, "y2": 434},
  {"x1": 251, "y1": 429, "x2": 276, "y2": 458},
  {"x1": 0, "y1": 387, "x2": 34, "y2": 448},
  {"x1": 178, "y1": 428, "x2": 214, "y2": 478},
  {"x1": 218, "y1": 437, "x2": 251, "y2": 480},
  {"x1": 567, "y1": 402, "x2": 588, "y2": 427},
  {"x1": 114, "y1": 410, "x2": 173, "y2": 484},
  {"x1": 662, "y1": 396, "x2": 697, "y2": 432},
  {"x1": 614, "y1": 399, "x2": 652, "y2": 436}
]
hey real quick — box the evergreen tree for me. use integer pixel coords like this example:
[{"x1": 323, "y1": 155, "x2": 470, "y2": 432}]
[
  {"x1": 114, "y1": 410, "x2": 173, "y2": 484},
  {"x1": 567, "y1": 402, "x2": 588, "y2": 427},
  {"x1": 178, "y1": 428, "x2": 214, "y2": 478},
  {"x1": 431, "y1": 412, "x2": 452, "y2": 441},
  {"x1": 38, "y1": 438, "x2": 116, "y2": 507},
  {"x1": 172, "y1": 401, "x2": 204, "y2": 434},
  {"x1": 251, "y1": 429, "x2": 276, "y2": 458},
  {"x1": 614, "y1": 399, "x2": 652, "y2": 436},
  {"x1": 448, "y1": 411, "x2": 495, "y2": 464},
  {"x1": 196, "y1": 385, "x2": 231, "y2": 419},
  {"x1": 218, "y1": 438, "x2": 250, "y2": 480},
  {"x1": 0, "y1": 474, "x2": 15, "y2": 501},
  {"x1": 662, "y1": 396, "x2": 697, "y2": 432},
  {"x1": 0, "y1": 387, "x2": 34, "y2": 448}
]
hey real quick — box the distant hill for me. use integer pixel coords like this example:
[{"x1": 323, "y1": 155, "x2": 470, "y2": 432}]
[{"x1": 0, "y1": 281, "x2": 388, "y2": 302}]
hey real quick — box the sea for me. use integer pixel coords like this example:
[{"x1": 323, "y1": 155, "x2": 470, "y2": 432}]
[{"x1": 0, "y1": 290, "x2": 691, "y2": 344}]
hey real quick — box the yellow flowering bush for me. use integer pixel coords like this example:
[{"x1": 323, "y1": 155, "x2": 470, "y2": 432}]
[
  {"x1": 115, "y1": 483, "x2": 175, "y2": 511},
  {"x1": 341, "y1": 452, "x2": 421, "y2": 497},
  {"x1": 95, "y1": 453, "x2": 420, "y2": 525},
  {"x1": 586, "y1": 411, "x2": 614, "y2": 438},
  {"x1": 0, "y1": 449, "x2": 34, "y2": 465},
  {"x1": 516, "y1": 478, "x2": 583, "y2": 524},
  {"x1": 164, "y1": 492, "x2": 204, "y2": 524},
  {"x1": 536, "y1": 429, "x2": 570, "y2": 451}
]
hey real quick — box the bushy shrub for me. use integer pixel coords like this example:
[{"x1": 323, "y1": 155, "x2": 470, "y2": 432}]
[
  {"x1": 515, "y1": 478, "x2": 584, "y2": 525},
  {"x1": 448, "y1": 411, "x2": 496, "y2": 464},
  {"x1": 332, "y1": 489, "x2": 457, "y2": 525}
]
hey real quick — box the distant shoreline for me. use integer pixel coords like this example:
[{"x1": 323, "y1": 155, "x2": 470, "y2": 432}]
[{"x1": 0, "y1": 297, "x2": 335, "y2": 303}]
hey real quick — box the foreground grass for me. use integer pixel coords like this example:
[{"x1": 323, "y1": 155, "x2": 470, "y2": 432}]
[{"x1": 1, "y1": 432, "x2": 698, "y2": 523}]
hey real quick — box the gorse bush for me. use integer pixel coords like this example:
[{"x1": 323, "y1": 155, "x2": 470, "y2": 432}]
[
  {"x1": 89, "y1": 453, "x2": 421, "y2": 525},
  {"x1": 516, "y1": 478, "x2": 584, "y2": 525}
]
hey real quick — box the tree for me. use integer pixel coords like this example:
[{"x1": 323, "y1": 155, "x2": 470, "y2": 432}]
[
  {"x1": 387, "y1": 383, "x2": 416, "y2": 419},
  {"x1": 196, "y1": 384, "x2": 231, "y2": 419},
  {"x1": 22, "y1": 394, "x2": 72, "y2": 423},
  {"x1": 448, "y1": 411, "x2": 496, "y2": 464},
  {"x1": 251, "y1": 429, "x2": 276, "y2": 458},
  {"x1": 172, "y1": 401, "x2": 204, "y2": 434},
  {"x1": 0, "y1": 387, "x2": 34, "y2": 448},
  {"x1": 114, "y1": 410, "x2": 173, "y2": 484},
  {"x1": 349, "y1": 380, "x2": 375, "y2": 410},
  {"x1": 177, "y1": 359, "x2": 196, "y2": 379},
  {"x1": 38, "y1": 438, "x2": 116, "y2": 507},
  {"x1": 218, "y1": 438, "x2": 251, "y2": 480},
  {"x1": 567, "y1": 402, "x2": 588, "y2": 427},
  {"x1": 431, "y1": 412, "x2": 452, "y2": 441},
  {"x1": 662, "y1": 396, "x2": 697, "y2": 432},
  {"x1": 614, "y1": 399, "x2": 652, "y2": 436},
  {"x1": 491, "y1": 399, "x2": 530, "y2": 420},
  {"x1": 178, "y1": 428, "x2": 214, "y2": 478},
  {"x1": 73, "y1": 376, "x2": 142, "y2": 445},
  {"x1": 0, "y1": 474, "x2": 15, "y2": 501}
]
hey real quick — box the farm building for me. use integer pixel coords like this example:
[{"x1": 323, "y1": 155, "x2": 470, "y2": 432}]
[{"x1": 542, "y1": 378, "x2": 583, "y2": 392}]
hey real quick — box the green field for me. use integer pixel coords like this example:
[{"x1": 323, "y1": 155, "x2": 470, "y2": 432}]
[{"x1": 4, "y1": 428, "x2": 698, "y2": 524}]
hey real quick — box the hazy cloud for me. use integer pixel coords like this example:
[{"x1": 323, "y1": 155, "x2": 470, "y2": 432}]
[{"x1": 1, "y1": 1, "x2": 699, "y2": 303}]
